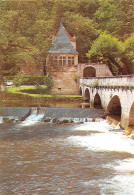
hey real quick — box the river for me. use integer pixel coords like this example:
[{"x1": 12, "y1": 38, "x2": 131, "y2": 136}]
[{"x1": 0, "y1": 108, "x2": 134, "y2": 194}]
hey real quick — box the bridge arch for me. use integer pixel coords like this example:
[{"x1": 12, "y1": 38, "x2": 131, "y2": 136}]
[
  {"x1": 94, "y1": 93, "x2": 102, "y2": 108},
  {"x1": 84, "y1": 88, "x2": 90, "y2": 101},
  {"x1": 107, "y1": 95, "x2": 121, "y2": 117},
  {"x1": 83, "y1": 66, "x2": 96, "y2": 78},
  {"x1": 129, "y1": 102, "x2": 134, "y2": 126}
]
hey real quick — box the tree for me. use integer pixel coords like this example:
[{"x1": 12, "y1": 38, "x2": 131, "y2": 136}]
[
  {"x1": 51, "y1": 0, "x2": 64, "y2": 35},
  {"x1": 94, "y1": 0, "x2": 134, "y2": 40},
  {"x1": 77, "y1": 0, "x2": 100, "y2": 18},
  {"x1": 0, "y1": 0, "x2": 133, "y2": 75},
  {"x1": 63, "y1": 12, "x2": 98, "y2": 62},
  {"x1": 0, "y1": 1, "x2": 53, "y2": 76},
  {"x1": 87, "y1": 33, "x2": 124, "y2": 75},
  {"x1": 122, "y1": 34, "x2": 134, "y2": 73}
]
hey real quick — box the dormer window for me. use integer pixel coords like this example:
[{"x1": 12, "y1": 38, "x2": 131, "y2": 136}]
[
  {"x1": 59, "y1": 56, "x2": 66, "y2": 66},
  {"x1": 68, "y1": 56, "x2": 74, "y2": 66}
]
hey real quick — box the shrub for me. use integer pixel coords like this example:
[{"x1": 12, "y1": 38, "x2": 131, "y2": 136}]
[
  {"x1": 34, "y1": 83, "x2": 48, "y2": 94},
  {"x1": 4, "y1": 76, "x2": 15, "y2": 81},
  {"x1": 22, "y1": 76, "x2": 45, "y2": 85},
  {"x1": 13, "y1": 74, "x2": 28, "y2": 87},
  {"x1": 21, "y1": 86, "x2": 48, "y2": 94},
  {"x1": 12, "y1": 75, "x2": 46, "y2": 86},
  {"x1": 44, "y1": 74, "x2": 53, "y2": 93},
  {"x1": 74, "y1": 74, "x2": 79, "y2": 83}
]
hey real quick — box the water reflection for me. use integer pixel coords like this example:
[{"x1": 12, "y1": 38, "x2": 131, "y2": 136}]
[{"x1": 2, "y1": 100, "x2": 84, "y2": 108}]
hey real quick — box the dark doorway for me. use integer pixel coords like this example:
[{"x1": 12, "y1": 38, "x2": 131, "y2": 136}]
[
  {"x1": 84, "y1": 88, "x2": 90, "y2": 101},
  {"x1": 94, "y1": 93, "x2": 102, "y2": 109},
  {"x1": 107, "y1": 96, "x2": 121, "y2": 117},
  {"x1": 83, "y1": 66, "x2": 96, "y2": 78},
  {"x1": 80, "y1": 87, "x2": 82, "y2": 96}
]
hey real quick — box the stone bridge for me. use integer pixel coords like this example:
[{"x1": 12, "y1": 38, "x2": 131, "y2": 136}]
[{"x1": 79, "y1": 75, "x2": 134, "y2": 129}]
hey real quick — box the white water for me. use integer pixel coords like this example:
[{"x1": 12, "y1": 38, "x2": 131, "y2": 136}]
[
  {"x1": 54, "y1": 117, "x2": 93, "y2": 123},
  {"x1": 66, "y1": 121, "x2": 134, "y2": 194},
  {"x1": 67, "y1": 121, "x2": 134, "y2": 154},
  {"x1": 1, "y1": 116, "x2": 134, "y2": 194},
  {"x1": 21, "y1": 110, "x2": 44, "y2": 126},
  {"x1": 82, "y1": 173, "x2": 134, "y2": 195},
  {"x1": 0, "y1": 116, "x2": 3, "y2": 123}
]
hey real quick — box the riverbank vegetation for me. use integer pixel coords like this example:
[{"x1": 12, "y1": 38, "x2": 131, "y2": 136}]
[
  {"x1": 0, "y1": 0, "x2": 133, "y2": 79},
  {"x1": 0, "y1": 89, "x2": 82, "y2": 107},
  {"x1": 5, "y1": 86, "x2": 82, "y2": 98}
]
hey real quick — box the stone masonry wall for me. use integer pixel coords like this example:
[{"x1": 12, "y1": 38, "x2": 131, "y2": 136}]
[
  {"x1": 78, "y1": 63, "x2": 113, "y2": 77},
  {"x1": 51, "y1": 66, "x2": 79, "y2": 95},
  {"x1": 80, "y1": 75, "x2": 134, "y2": 128}
]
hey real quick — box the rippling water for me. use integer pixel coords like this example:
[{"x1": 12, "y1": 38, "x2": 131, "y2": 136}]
[{"x1": 0, "y1": 118, "x2": 134, "y2": 194}]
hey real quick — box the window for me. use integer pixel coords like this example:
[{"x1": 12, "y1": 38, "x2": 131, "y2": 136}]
[
  {"x1": 49, "y1": 55, "x2": 58, "y2": 66},
  {"x1": 68, "y1": 56, "x2": 74, "y2": 66},
  {"x1": 59, "y1": 56, "x2": 66, "y2": 66}
]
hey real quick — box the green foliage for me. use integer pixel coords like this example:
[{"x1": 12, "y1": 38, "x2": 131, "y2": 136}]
[
  {"x1": 87, "y1": 33, "x2": 123, "y2": 59},
  {"x1": 0, "y1": 1, "x2": 53, "y2": 75},
  {"x1": 4, "y1": 76, "x2": 15, "y2": 81},
  {"x1": 44, "y1": 74, "x2": 54, "y2": 92},
  {"x1": 122, "y1": 34, "x2": 134, "y2": 73},
  {"x1": 87, "y1": 33, "x2": 124, "y2": 75},
  {"x1": 6, "y1": 86, "x2": 82, "y2": 98},
  {"x1": 23, "y1": 85, "x2": 48, "y2": 94},
  {"x1": 94, "y1": 0, "x2": 134, "y2": 40},
  {"x1": 0, "y1": 0, "x2": 133, "y2": 75},
  {"x1": 63, "y1": 12, "x2": 98, "y2": 62},
  {"x1": 21, "y1": 76, "x2": 45, "y2": 85},
  {"x1": 74, "y1": 74, "x2": 79, "y2": 83},
  {"x1": 13, "y1": 74, "x2": 28, "y2": 87},
  {"x1": 123, "y1": 34, "x2": 134, "y2": 62},
  {"x1": 10, "y1": 74, "x2": 53, "y2": 94}
]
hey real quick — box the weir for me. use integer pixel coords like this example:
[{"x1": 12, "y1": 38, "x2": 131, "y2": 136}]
[
  {"x1": 0, "y1": 107, "x2": 104, "y2": 124},
  {"x1": 44, "y1": 108, "x2": 103, "y2": 119}
]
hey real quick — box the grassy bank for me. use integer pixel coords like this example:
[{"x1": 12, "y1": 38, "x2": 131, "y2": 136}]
[
  {"x1": 5, "y1": 86, "x2": 82, "y2": 98},
  {"x1": 0, "y1": 86, "x2": 83, "y2": 107}
]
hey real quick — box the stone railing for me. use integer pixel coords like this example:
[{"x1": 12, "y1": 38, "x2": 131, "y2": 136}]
[{"x1": 80, "y1": 75, "x2": 134, "y2": 88}]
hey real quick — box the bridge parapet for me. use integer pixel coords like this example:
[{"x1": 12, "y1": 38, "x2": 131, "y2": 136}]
[
  {"x1": 80, "y1": 75, "x2": 134, "y2": 129},
  {"x1": 80, "y1": 75, "x2": 134, "y2": 88}
]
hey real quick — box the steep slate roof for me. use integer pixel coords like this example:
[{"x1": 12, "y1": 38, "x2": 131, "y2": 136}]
[{"x1": 48, "y1": 23, "x2": 79, "y2": 54}]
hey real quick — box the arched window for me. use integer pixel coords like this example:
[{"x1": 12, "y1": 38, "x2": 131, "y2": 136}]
[{"x1": 83, "y1": 66, "x2": 96, "y2": 78}]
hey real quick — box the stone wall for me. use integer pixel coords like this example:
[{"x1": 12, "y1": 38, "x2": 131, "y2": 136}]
[
  {"x1": 80, "y1": 75, "x2": 134, "y2": 129},
  {"x1": 78, "y1": 63, "x2": 113, "y2": 77},
  {"x1": 49, "y1": 63, "x2": 113, "y2": 95},
  {"x1": 80, "y1": 75, "x2": 134, "y2": 87},
  {"x1": 51, "y1": 66, "x2": 79, "y2": 94}
]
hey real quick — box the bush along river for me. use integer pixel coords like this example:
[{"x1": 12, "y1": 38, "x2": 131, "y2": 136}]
[{"x1": 0, "y1": 105, "x2": 134, "y2": 194}]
